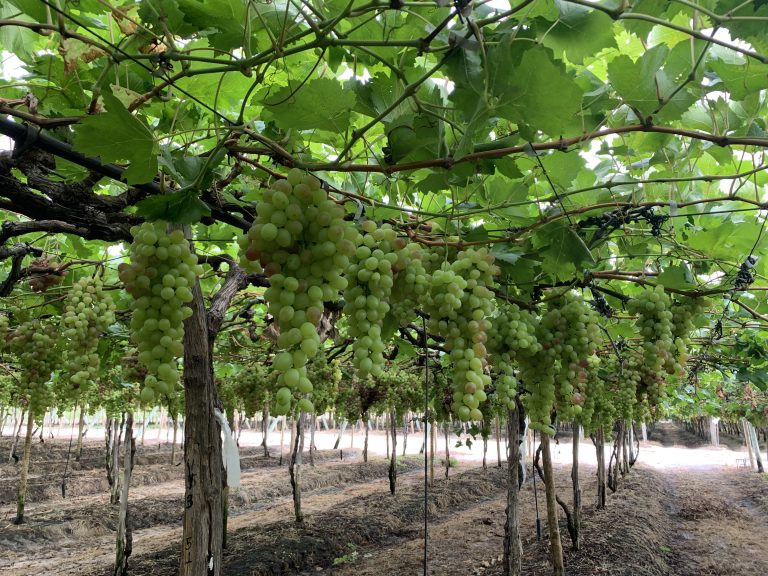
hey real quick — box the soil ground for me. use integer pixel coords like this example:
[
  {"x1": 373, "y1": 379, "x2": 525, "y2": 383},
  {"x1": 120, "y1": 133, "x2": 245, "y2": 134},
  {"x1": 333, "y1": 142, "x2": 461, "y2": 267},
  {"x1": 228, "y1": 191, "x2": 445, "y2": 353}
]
[{"x1": 0, "y1": 421, "x2": 766, "y2": 575}]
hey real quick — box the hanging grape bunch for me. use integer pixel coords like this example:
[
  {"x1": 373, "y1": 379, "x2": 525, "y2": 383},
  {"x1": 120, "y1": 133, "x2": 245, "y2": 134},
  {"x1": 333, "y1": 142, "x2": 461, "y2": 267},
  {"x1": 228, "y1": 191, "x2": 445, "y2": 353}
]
[
  {"x1": 118, "y1": 221, "x2": 201, "y2": 404},
  {"x1": 669, "y1": 297, "x2": 705, "y2": 374},
  {"x1": 5, "y1": 315, "x2": 58, "y2": 416},
  {"x1": 389, "y1": 241, "x2": 429, "y2": 325},
  {"x1": 423, "y1": 247, "x2": 498, "y2": 422},
  {"x1": 343, "y1": 222, "x2": 402, "y2": 378},
  {"x1": 487, "y1": 302, "x2": 540, "y2": 410},
  {"x1": 627, "y1": 285, "x2": 676, "y2": 378},
  {"x1": 543, "y1": 292, "x2": 602, "y2": 421},
  {"x1": 240, "y1": 168, "x2": 357, "y2": 415},
  {"x1": 60, "y1": 277, "x2": 116, "y2": 400}
]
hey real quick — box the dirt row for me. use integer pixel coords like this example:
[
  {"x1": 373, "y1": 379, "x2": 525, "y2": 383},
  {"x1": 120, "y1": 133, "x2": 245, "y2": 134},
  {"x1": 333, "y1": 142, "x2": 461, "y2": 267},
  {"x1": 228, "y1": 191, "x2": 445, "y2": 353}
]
[{"x1": 2, "y1": 423, "x2": 768, "y2": 576}]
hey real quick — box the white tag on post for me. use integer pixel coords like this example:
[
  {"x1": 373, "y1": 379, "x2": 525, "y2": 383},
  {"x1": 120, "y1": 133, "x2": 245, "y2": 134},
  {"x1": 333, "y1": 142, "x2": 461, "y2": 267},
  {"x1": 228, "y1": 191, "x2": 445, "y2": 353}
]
[{"x1": 213, "y1": 409, "x2": 241, "y2": 488}]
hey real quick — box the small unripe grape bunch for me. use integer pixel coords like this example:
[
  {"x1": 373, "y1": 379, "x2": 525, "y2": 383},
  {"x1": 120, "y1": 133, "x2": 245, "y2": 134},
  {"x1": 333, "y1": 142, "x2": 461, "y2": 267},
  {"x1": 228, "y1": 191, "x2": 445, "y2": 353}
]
[
  {"x1": 343, "y1": 221, "x2": 401, "y2": 378},
  {"x1": 240, "y1": 168, "x2": 356, "y2": 415},
  {"x1": 390, "y1": 242, "x2": 429, "y2": 325},
  {"x1": 424, "y1": 248, "x2": 498, "y2": 422},
  {"x1": 7, "y1": 317, "x2": 58, "y2": 417},
  {"x1": 118, "y1": 221, "x2": 201, "y2": 404},
  {"x1": 627, "y1": 285, "x2": 675, "y2": 379},
  {"x1": 60, "y1": 277, "x2": 116, "y2": 399}
]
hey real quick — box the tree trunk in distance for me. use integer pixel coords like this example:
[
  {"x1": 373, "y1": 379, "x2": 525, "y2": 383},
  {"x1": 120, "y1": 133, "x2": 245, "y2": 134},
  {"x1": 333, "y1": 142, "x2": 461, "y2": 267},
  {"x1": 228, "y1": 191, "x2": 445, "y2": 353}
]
[
  {"x1": 261, "y1": 403, "x2": 270, "y2": 457},
  {"x1": 279, "y1": 415, "x2": 286, "y2": 466},
  {"x1": 571, "y1": 424, "x2": 581, "y2": 551},
  {"x1": 748, "y1": 421, "x2": 764, "y2": 473},
  {"x1": 743, "y1": 419, "x2": 756, "y2": 470},
  {"x1": 402, "y1": 414, "x2": 408, "y2": 456},
  {"x1": 75, "y1": 405, "x2": 86, "y2": 462},
  {"x1": 309, "y1": 415, "x2": 316, "y2": 467},
  {"x1": 140, "y1": 411, "x2": 147, "y2": 447},
  {"x1": 496, "y1": 417, "x2": 502, "y2": 468},
  {"x1": 9, "y1": 408, "x2": 24, "y2": 462},
  {"x1": 14, "y1": 410, "x2": 34, "y2": 524},
  {"x1": 385, "y1": 414, "x2": 390, "y2": 459},
  {"x1": 541, "y1": 432, "x2": 565, "y2": 576},
  {"x1": 430, "y1": 420, "x2": 435, "y2": 485},
  {"x1": 388, "y1": 410, "x2": 397, "y2": 494},
  {"x1": 114, "y1": 413, "x2": 134, "y2": 576},
  {"x1": 595, "y1": 427, "x2": 606, "y2": 509},
  {"x1": 503, "y1": 408, "x2": 521, "y2": 576},
  {"x1": 179, "y1": 279, "x2": 223, "y2": 576},
  {"x1": 363, "y1": 415, "x2": 369, "y2": 463},
  {"x1": 171, "y1": 417, "x2": 178, "y2": 465},
  {"x1": 444, "y1": 422, "x2": 450, "y2": 479}
]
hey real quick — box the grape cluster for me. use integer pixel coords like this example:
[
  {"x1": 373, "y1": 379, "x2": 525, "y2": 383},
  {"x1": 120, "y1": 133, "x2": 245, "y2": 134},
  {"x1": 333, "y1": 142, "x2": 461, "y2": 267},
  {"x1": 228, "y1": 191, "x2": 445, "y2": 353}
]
[
  {"x1": 390, "y1": 242, "x2": 429, "y2": 325},
  {"x1": 240, "y1": 168, "x2": 356, "y2": 415},
  {"x1": 5, "y1": 316, "x2": 58, "y2": 416},
  {"x1": 60, "y1": 277, "x2": 116, "y2": 399},
  {"x1": 118, "y1": 221, "x2": 200, "y2": 404},
  {"x1": 627, "y1": 285, "x2": 677, "y2": 375},
  {"x1": 669, "y1": 297, "x2": 705, "y2": 370},
  {"x1": 487, "y1": 303, "x2": 540, "y2": 410},
  {"x1": 541, "y1": 293, "x2": 602, "y2": 421},
  {"x1": 343, "y1": 222, "x2": 400, "y2": 378},
  {"x1": 423, "y1": 248, "x2": 497, "y2": 422}
]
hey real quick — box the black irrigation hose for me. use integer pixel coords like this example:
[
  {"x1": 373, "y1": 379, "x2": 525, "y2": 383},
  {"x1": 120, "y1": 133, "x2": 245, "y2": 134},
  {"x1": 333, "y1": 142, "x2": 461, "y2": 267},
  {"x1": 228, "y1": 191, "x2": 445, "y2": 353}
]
[{"x1": 0, "y1": 118, "x2": 161, "y2": 195}]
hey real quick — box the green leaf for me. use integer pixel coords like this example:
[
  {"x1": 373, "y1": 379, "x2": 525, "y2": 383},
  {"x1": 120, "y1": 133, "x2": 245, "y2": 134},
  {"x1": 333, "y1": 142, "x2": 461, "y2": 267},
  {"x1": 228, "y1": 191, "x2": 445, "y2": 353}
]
[
  {"x1": 493, "y1": 45, "x2": 584, "y2": 137},
  {"x1": 260, "y1": 78, "x2": 356, "y2": 132},
  {"x1": 657, "y1": 264, "x2": 696, "y2": 290},
  {"x1": 736, "y1": 367, "x2": 768, "y2": 391},
  {"x1": 135, "y1": 190, "x2": 212, "y2": 224},
  {"x1": 540, "y1": 3, "x2": 617, "y2": 64},
  {"x1": 176, "y1": 0, "x2": 250, "y2": 50},
  {"x1": 72, "y1": 91, "x2": 158, "y2": 185},
  {"x1": 709, "y1": 59, "x2": 768, "y2": 101},
  {"x1": 607, "y1": 45, "x2": 668, "y2": 118},
  {"x1": 533, "y1": 220, "x2": 595, "y2": 281}
]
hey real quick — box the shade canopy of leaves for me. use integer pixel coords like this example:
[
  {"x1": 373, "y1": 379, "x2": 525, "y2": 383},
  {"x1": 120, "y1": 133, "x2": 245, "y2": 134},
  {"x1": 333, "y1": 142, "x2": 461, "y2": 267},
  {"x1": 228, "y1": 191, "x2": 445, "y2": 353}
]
[{"x1": 2, "y1": 0, "x2": 768, "y2": 420}]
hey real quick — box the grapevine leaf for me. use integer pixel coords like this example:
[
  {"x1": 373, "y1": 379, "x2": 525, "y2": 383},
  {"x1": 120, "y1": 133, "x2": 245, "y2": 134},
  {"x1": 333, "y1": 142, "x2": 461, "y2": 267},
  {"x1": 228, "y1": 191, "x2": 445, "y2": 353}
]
[
  {"x1": 260, "y1": 78, "x2": 356, "y2": 132},
  {"x1": 72, "y1": 91, "x2": 158, "y2": 185},
  {"x1": 492, "y1": 45, "x2": 584, "y2": 137},
  {"x1": 135, "y1": 190, "x2": 212, "y2": 224}
]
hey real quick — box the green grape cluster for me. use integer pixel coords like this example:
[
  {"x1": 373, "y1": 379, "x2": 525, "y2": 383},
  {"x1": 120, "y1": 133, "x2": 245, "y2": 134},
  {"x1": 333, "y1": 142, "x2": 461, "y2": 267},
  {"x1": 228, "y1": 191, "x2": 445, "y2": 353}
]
[
  {"x1": 487, "y1": 303, "x2": 541, "y2": 410},
  {"x1": 373, "y1": 366, "x2": 422, "y2": 416},
  {"x1": 118, "y1": 221, "x2": 200, "y2": 404},
  {"x1": 60, "y1": 277, "x2": 116, "y2": 399},
  {"x1": 577, "y1": 357, "x2": 608, "y2": 433},
  {"x1": 343, "y1": 221, "x2": 402, "y2": 378},
  {"x1": 240, "y1": 168, "x2": 356, "y2": 416},
  {"x1": 423, "y1": 248, "x2": 498, "y2": 422},
  {"x1": 233, "y1": 362, "x2": 274, "y2": 417},
  {"x1": 669, "y1": 297, "x2": 705, "y2": 371},
  {"x1": 540, "y1": 293, "x2": 602, "y2": 421},
  {"x1": 615, "y1": 351, "x2": 642, "y2": 421},
  {"x1": 627, "y1": 285, "x2": 677, "y2": 376},
  {"x1": 5, "y1": 316, "x2": 58, "y2": 417},
  {"x1": 305, "y1": 353, "x2": 341, "y2": 415},
  {"x1": 390, "y1": 242, "x2": 429, "y2": 325}
]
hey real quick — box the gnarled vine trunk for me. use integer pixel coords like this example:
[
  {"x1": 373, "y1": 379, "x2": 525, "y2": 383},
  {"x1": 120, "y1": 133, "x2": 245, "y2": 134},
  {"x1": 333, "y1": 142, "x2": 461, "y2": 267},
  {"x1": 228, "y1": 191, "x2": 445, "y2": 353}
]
[
  {"x1": 14, "y1": 409, "x2": 34, "y2": 524},
  {"x1": 114, "y1": 413, "x2": 135, "y2": 576},
  {"x1": 179, "y1": 280, "x2": 223, "y2": 576}
]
